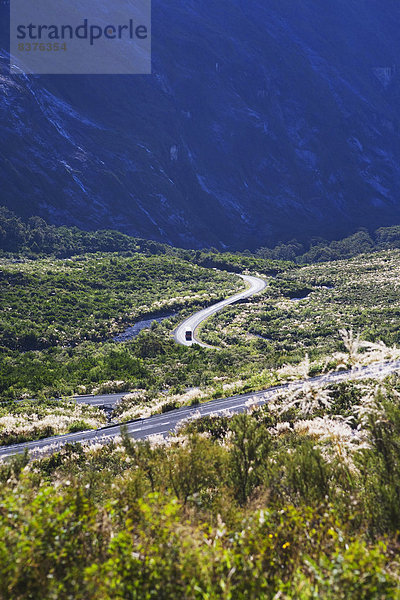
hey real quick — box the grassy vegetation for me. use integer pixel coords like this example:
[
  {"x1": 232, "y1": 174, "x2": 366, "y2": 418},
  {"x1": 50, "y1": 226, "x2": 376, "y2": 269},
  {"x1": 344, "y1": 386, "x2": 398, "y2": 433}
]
[
  {"x1": 0, "y1": 399, "x2": 106, "y2": 446},
  {"x1": 2, "y1": 215, "x2": 400, "y2": 596},
  {"x1": 201, "y1": 249, "x2": 400, "y2": 376},
  {"x1": 2, "y1": 248, "x2": 400, "y2": 422},
  {"x1": 0, "y1": 253, "x2": 242, "y2": 350},
  {"x1": 2, "y1": 374, "x2": 400, "y2": 597}
]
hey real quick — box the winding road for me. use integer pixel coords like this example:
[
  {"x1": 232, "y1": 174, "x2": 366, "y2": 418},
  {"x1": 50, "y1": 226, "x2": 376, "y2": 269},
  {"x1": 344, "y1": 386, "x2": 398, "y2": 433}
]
[
  {"x1": 174, "y1": 274, "x2": 267, "y2": 347},
  {"x1": 1, "y1": 273, "x2": 400, "y2": 460}
]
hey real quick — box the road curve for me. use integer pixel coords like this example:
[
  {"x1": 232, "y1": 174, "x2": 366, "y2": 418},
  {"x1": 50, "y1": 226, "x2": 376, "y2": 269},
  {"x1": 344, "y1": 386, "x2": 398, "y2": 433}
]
[
  {"x1": 174, "y1": 274, "x2": 267, "y2": 347},
  {"x1": 1, "y1": 359, "x2": 400, "y2": 460}
]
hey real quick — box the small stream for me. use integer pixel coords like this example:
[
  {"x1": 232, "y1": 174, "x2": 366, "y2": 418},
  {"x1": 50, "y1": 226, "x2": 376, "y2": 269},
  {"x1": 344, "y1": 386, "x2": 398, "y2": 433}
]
[
  {"x1": 289, "y1": 293, "x2": 311, "y2": 302},
  {"x1": 113, "y1": 313, "x2": 176, "y2": 342},
  {"x1": 289, "y1": 284, "x2": 334, "y2": 302}
]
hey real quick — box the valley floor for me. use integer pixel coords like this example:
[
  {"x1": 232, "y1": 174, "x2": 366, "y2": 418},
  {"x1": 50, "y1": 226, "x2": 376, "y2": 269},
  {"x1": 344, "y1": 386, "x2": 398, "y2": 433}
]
[{"x1": 1, "y1": 245, "x2": 400, "y2": 597}]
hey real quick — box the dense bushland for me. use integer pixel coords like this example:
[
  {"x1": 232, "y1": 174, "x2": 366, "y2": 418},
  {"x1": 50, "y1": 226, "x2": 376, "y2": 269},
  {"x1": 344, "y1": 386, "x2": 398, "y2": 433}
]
[
  {"x1": 201, "y1": 250, "x2": 400, "y2": 358},
  {"x1": 0, "y1": 253, "x2": 241, "y2": 351},
  {"x1": 4, "y1": 206, "x2": 400, "y2": 266},
  {"x1": 0, "y1": 207, "x2": 286, "y2": 274},
  {"x1": 2, "y1": 249, "x2": 400, "y2": 413},
  {"x1": 2, "y1": 213, "x2": 400, "y2": 595},
  {"x1": 257, "y1": 227, "x2": 400, "y2": 263},
  {"x1": 2, "y1": 376, "x2": 400, "y2": 598}
]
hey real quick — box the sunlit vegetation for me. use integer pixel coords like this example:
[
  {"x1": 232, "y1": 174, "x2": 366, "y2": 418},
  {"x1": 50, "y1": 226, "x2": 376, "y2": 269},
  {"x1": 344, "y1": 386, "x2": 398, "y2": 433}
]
[
  {"x1": 2, "y1": 212, "x2": 400, "y2": 596},
  {"x1": 201, "y1": 249, "x2": 400, "y2": 369},
  {"x1": 2, "y1": 247, "x2": 400, "y2": 418},
  {"x1": 0, "y1": 399, "x2": 106, "y2": 446},
  {"x1": 2, "y1": 374, "x2": 400, "y2": 597},
  {"x1": 0, "y1": 253, "x2": 241, "y2": 351}
]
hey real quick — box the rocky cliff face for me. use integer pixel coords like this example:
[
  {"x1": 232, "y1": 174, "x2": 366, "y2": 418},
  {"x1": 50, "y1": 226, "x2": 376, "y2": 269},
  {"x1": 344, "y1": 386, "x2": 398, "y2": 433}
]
[{"x1": 2, "y1": 0, "x2": 400, "y2": 249}]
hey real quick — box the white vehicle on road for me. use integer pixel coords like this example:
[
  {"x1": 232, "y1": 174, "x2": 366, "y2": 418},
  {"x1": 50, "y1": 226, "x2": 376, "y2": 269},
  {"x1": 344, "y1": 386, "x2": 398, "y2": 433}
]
[{"x1": 174, "y1": 274, "x2": 267, "y2": 347}]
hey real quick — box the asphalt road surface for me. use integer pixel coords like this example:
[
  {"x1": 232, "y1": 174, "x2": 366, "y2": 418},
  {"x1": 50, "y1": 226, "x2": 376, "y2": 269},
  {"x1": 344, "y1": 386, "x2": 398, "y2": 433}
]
[
  {"x1": 74, "y1": 393, "x2": 127, "y2": 409},
  {"x1": 1, "y1": 359, "x2": 399, "y2": 460},
  {"x1": 174, "y1": 274, "x2": 267, "y2": 347}
]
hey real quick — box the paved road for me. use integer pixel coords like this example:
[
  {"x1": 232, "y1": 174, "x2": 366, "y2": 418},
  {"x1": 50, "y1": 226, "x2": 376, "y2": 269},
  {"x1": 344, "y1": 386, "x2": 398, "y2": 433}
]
[
  {"x1": 74, "y1": 393, "x2": 126, "y2": 409},
  {"x1": 1, "y1": 359, "x2": 399, "y2": 460},
  {"x1": 174, "y1": 274, "x2": 267, "y2": 347},
  {"x1": 4, "y1": 278, "x2": 266, "y2": 410}
]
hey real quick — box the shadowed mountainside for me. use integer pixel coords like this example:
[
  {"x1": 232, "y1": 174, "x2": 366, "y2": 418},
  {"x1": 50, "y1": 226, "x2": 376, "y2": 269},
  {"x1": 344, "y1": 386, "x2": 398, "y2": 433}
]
[{"x1": 2, "y1": 0, "x2": 400, "y2": 248}]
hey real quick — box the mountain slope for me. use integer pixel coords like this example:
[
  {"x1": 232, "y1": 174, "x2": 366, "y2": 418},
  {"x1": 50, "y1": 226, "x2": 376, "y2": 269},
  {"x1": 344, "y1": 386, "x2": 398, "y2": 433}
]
[{"x1": 2, "y1": 0, "x2": 400, "y2": 248}]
